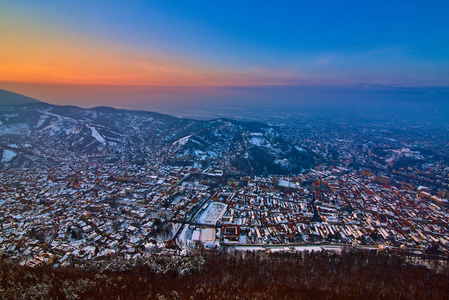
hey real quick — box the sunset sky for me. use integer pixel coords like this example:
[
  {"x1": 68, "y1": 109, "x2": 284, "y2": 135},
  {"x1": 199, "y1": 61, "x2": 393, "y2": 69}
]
[{"x1": 1, "y1": 1, "x2": 448, "y2": 110}]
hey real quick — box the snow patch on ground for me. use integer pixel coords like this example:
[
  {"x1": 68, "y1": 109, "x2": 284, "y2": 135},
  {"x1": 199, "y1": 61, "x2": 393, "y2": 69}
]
[
  {"x1": 250, "y1": 136, "x2": 275, "y2": 151},
  {"x1": 36, "y1": 115, "x2": 49, "y2": 128},
  {"x1": 195, "y1": 150, "x2": 205, "y2": 156},
  {"x1": 275, "y1": 159, "x2": 289, "y2": 167},
  {"x1": 173, "y1": 135, "x2": 192, "y2": 147},
  {"x1": 3, "y1": 114, "x2": 18, "y2": 121},
  {"x1": 1, "y1": 149, "x2": 17, "y2": 162},
  {"x1": 40, "y1": 122, "x2": 61, "y2": 136},
  {"x1": 40, "y1": 110, "x2": 77, "y2": 123},
  {"x1": 207, "y1": 151, "x2": 218, "y2": 157},
  {"x1": 0, "y1": 124, "x2": 30, "y2": 135},
  {"x1": 189, "y1": 138, "x2": 203, "y2": 146},
  {"x1": 86, "y1": 125, "x2": 106, "y2": 144},
  {"x1": 40, "y1": 111, "x2": 63, "y2": 122},
  {"x1": 197, "y1": 202, "x2": 228, "y2": 225},
  {"x1": 250, "y1": 136, "x2": 266, "y2": 146}
]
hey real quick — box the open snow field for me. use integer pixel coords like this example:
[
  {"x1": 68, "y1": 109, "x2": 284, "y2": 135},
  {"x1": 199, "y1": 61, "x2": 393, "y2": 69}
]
[{"x1": 197, "y1": 202, "x2": 227, "y2": 225}]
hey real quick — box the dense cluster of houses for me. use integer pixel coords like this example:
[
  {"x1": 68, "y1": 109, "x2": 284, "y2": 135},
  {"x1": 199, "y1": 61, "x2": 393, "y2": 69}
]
[{"x1": 1, "y1": 158, "x2": 449, "y2": 267}]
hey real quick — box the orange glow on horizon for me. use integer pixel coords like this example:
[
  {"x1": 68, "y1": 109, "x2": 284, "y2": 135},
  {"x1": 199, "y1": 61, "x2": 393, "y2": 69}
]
[{"x1": 0, "y1": 18, "x2": 303, "y2": 88}]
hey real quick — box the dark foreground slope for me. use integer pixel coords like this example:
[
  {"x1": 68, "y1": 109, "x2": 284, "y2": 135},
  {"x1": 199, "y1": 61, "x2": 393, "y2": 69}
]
[{"x1": 1, "y1": 250, "x2": 448, "y2": 299}]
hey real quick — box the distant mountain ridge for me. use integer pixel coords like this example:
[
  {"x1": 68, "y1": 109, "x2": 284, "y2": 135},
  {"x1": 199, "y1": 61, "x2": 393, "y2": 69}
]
[
  {"x1": 0, "y1": 89, "x2": 314, "y2": 175},
  {"x1": 0, "y1": 89, "x2": 43, "y2": 106}
]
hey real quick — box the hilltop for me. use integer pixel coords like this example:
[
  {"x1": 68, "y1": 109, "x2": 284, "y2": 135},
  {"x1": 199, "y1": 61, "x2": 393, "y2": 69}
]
[{"x1": 0, "y1": 89, "x2": 42, "y2": 106}]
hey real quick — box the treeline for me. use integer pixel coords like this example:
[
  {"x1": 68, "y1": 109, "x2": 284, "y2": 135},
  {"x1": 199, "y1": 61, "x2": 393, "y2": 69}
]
[{"x1": 1, "y1": 249, "x2": 449, "y2": 299}]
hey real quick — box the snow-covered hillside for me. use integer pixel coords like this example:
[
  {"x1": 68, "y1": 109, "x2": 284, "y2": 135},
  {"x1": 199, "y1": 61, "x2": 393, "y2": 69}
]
[{"x1": 0, "y1": 96, "x2": 314, "y2": 175}]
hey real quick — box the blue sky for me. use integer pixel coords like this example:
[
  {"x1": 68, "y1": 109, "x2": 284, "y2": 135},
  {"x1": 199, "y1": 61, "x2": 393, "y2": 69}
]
[{"x1": 1, "y1": 1, "x2": 448, "y2": 108}]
